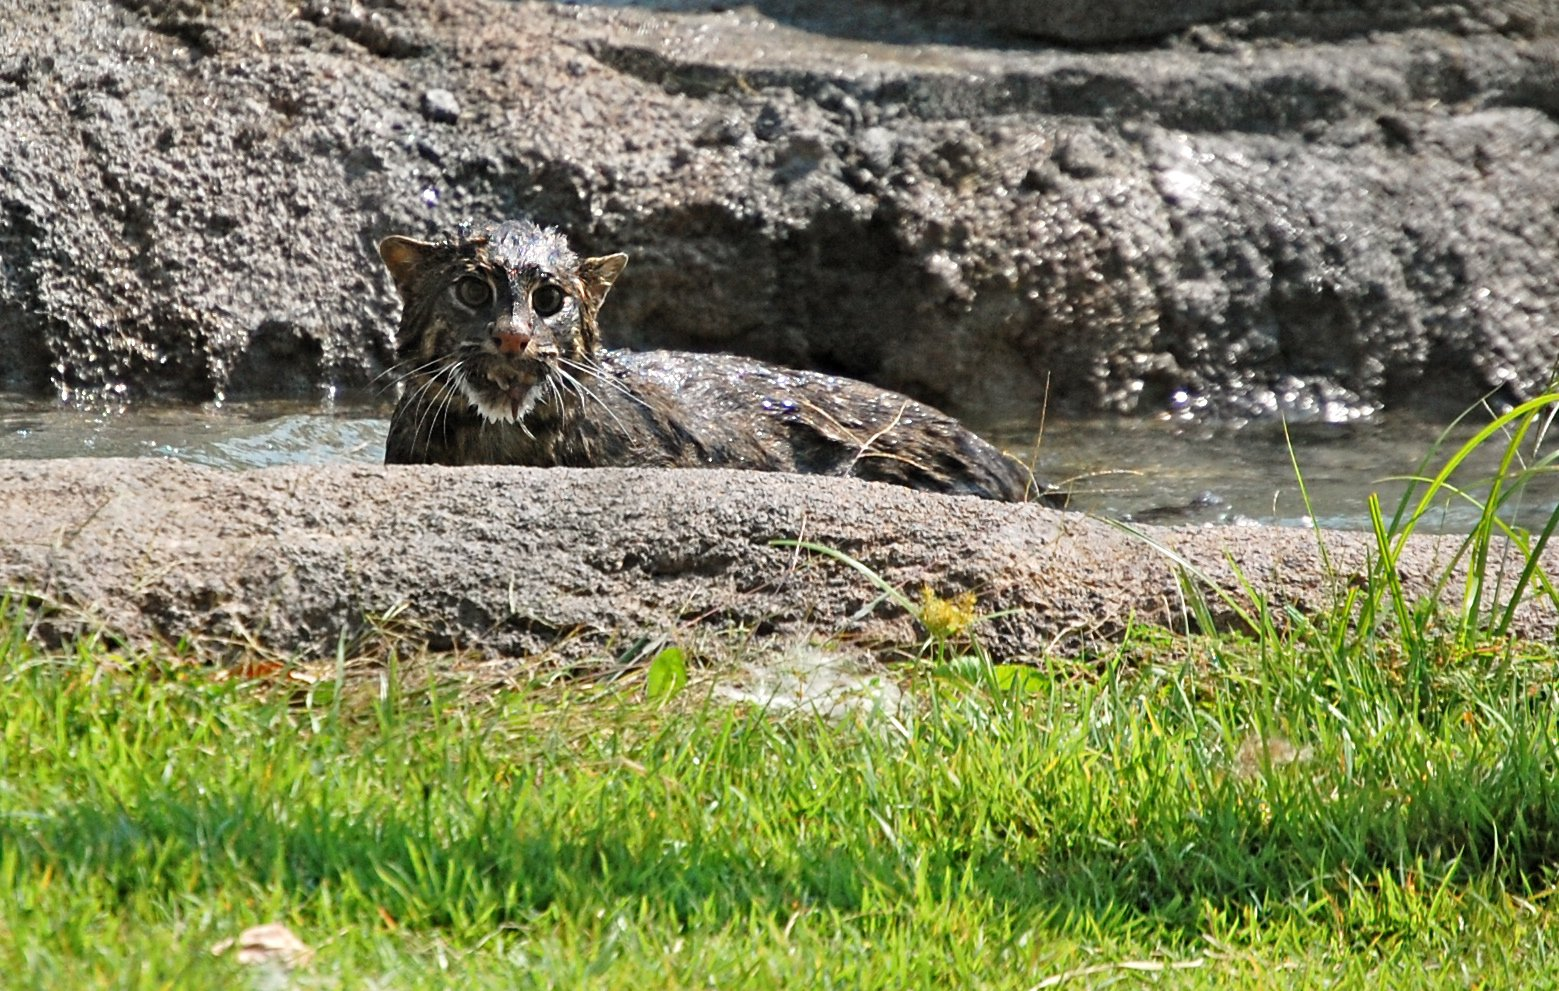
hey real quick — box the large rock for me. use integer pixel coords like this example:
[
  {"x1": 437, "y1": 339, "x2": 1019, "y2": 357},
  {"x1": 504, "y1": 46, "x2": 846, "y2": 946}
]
[
  {"x1": 1, "y1": 0, "x2": 1556, "y2": 421},
  {"x1": 911, "y1": 0, "x2": 1557, "y2": 44},
  {"x1": 1, "y1": 458, "x2": 1552, "y2": 661}
]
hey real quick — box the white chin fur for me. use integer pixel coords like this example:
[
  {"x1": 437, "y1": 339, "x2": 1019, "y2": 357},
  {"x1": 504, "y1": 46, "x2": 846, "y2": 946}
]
[{"x1": 464, "y1": 383, "x2": 541, "y2": 425}]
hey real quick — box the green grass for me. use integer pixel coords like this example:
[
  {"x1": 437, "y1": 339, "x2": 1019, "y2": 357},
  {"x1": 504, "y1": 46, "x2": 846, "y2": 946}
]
[
  {"x1": 5, "y1": 397, "x2": 1559, "y2": 988},
  {"x1": 4, "y1": 614, "x2": 1559, "y2": 988}
]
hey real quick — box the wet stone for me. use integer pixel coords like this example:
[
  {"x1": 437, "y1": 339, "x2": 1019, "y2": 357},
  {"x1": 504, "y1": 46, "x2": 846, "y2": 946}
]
[
  {"x1": 694, "y1": 113, "x2": 749, "y2": 147},
  {"x1": 4, "y1": 0, "x2": 1557, "y2": 419},
  {"x1": 855, "y1": 126, "x2": 897, "y2": 175},
  {"x1": 753, "y1": 102, "x2": 786, "y2": 141},
  {"x1": 419, "y1": 87, "x2": 459, "y2": 124}
]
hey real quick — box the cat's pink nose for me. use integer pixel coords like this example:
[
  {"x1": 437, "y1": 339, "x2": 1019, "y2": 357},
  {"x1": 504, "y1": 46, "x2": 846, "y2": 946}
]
[{"x1": 493, "y1": 331, "x2": 531, "y2": 355}]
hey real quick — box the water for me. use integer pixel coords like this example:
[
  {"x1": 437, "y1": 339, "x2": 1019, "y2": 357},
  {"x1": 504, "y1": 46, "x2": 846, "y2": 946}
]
[
  {"x1": 0, "y1": 397, "x2": 387, "y2": 470},
  {"x1": 988, "y1": 415, "x2": 1559, "y2": 532},
  {"x1": 1, "y1": 394, "x2": 1555, "y2": 532}
]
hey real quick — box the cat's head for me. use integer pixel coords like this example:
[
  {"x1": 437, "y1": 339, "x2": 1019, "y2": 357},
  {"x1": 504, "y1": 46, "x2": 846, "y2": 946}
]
[{"x1": 379, "y1": 220, "x2": 627, "y2": 424}]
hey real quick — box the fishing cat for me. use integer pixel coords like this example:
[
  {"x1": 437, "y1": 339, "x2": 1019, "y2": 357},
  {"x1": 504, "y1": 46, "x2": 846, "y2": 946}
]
[{"x1": 379, "y1": 219, "x2": 1051, "y2": 502}]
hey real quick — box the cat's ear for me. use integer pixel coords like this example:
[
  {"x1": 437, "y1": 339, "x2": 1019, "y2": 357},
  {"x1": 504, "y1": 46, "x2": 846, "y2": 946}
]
[
  {"x1": 579, "y1": 253, "x2": 628, "y2": 310},
  {"x1": 378, "y1": 236, "x2": 437, "y2": 300}
]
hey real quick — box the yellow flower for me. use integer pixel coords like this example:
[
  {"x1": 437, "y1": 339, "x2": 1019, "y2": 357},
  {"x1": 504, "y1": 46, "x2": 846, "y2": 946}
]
[{"x1": 918, "y1": 587, "x2": 979, "y2": 641}]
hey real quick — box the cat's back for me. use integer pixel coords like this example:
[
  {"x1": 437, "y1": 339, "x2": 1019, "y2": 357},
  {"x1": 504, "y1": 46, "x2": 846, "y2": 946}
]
[{"x1": 599, "y1": 349, "x2": 1042, "y2": 502}]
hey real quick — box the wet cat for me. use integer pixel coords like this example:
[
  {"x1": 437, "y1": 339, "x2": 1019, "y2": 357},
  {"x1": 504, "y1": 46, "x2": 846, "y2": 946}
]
[{"x1": 380, "y1": 219, "x2": 1052, "y2": 502}]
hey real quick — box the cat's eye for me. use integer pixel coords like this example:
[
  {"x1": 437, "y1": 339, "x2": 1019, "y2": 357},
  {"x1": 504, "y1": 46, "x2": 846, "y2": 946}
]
[
  {"x1": 453, "y1": 276, "x2": 491, "y2": 309},
  {"x1": 531, "y1": 284, "x2": 565, "y2": 318}
]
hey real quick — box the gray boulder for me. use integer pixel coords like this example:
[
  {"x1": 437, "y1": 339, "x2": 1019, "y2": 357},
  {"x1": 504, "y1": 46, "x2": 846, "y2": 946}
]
[
  {"x1": 1, "y1": 0, "x2": 1556, "y2": 422},
  {"x1": 1, "y1": 458, "x2": 1551, "y2": 662},
  {"x1": 910, "y1": 0, "x2": 1556, "y2": 44}
]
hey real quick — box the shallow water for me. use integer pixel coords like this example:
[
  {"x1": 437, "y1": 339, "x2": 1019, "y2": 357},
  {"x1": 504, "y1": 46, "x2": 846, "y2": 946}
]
[
  {"x1": 0, "y1": 397, "x2": 387, "y2": 471},
  {"x1": 1, "y1": 394, "x2": 1554, "y2": 533},
  {"x1": 987, "y1": 414, "x2": 1559, "y2": 532}
]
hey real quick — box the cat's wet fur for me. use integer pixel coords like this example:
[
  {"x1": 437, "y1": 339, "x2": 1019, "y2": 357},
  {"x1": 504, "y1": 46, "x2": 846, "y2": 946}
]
[{"x1": 380, "y1": 219, "x2": 1056, "y2": 503}]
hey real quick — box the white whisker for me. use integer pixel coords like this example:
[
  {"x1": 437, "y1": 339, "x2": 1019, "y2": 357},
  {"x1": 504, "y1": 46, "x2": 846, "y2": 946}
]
[
  {"x1": 559, "y1": 356, "x2": 654, "y2": 416},
  {"x1": 553, "y1": 363, "x2": 634, "y2": 436}
]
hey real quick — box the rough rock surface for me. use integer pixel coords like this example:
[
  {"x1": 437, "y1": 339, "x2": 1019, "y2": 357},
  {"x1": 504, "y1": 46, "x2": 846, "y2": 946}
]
[
  {"x1": 1, "y1": 0, "x2": 1556, "y2": 422},
  {"x1": 1, "y1": 458, "x2": 1552, "y2": 663},
  {"x1": 914, "y1": 0, "x2": 1558, "y2": 44}
]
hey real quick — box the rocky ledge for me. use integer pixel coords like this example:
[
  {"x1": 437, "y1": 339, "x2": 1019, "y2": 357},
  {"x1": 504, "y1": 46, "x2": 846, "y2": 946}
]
[
  {"x1": 2, "y1": 0, "x2": 1556, "y2": 422},
  {"x1": 1, "y1": 458, "x2": 1551, "y2": 665}
]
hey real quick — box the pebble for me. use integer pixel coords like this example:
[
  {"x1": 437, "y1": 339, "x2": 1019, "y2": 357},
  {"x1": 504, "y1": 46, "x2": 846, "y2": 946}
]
[{"x1": 420, "y1": 88, "x2": 460, "y2": 124}]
